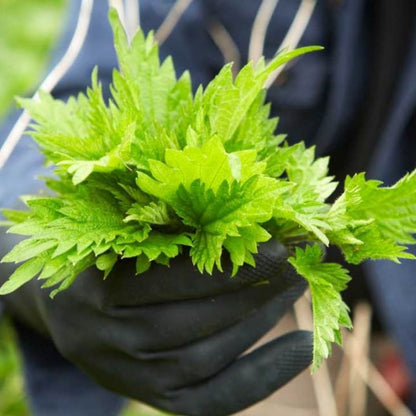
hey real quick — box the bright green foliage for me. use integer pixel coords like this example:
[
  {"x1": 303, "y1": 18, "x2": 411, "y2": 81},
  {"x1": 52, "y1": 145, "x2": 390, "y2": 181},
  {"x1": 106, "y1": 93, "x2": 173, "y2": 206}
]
[
  {"x1": 269, "y1": 143, "x2": 337, "y2": 245},
  {"x1": 326, "y1": 172, "x2": 416, "y2": 264},
  {"x1": 289, "y1": 245, "x2": 352, "y2": 370},
  {"x1": 1, "y1": 10, "x2": 416, "y2": 370}
]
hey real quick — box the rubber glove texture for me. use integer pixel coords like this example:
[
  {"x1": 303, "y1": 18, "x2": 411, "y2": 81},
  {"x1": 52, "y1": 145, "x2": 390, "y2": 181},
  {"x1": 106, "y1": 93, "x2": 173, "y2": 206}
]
[{"x1": 1, "y1": 236, "x2": 312, "y2": 416}]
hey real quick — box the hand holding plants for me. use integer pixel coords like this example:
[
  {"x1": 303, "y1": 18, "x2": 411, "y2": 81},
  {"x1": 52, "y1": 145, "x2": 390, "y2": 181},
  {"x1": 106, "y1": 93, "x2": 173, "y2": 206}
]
[{"x1": 0, "y1": 236, "x2": 312, "y2": 415}]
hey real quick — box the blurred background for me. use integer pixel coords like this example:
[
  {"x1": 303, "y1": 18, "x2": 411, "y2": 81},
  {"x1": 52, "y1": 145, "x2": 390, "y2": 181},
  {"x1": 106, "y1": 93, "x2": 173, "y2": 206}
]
[
  {"x1": 0, "y1": 0, "x2": 62, "y2": 414},
  {"x1": 0, "y1": 1, "x2": 413, "y2": 415}
]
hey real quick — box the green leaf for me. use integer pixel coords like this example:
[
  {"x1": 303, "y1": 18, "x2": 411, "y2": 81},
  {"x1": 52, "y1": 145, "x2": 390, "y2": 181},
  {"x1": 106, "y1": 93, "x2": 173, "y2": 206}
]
[
  {"x1": 135, "y1": 254, "x2": 151, "y2": 274},
  {"x1": 1, "y1": 209, "x2": 31, "y2": 224},
  {"x1": 125, "y1": 201, "x2": 172, "y2": 226},
  {"x1": 224, "y1": 224, "x2": 271, "y2": 275},
  {"x1": 288, "y1": 245, "x2": 352, "y2": 371},
  {"x1": 327, "y1": 172, "x2": 416, "y2": 263},
  {"x1": 191, "y1": 232, "x2": 225, "y2": 274},
  {"x1": 137, "y1": 138, "x2": 244, "y2": 202},
  {"x1": 200, "y1": 46, "x2": 322, "y2": 146},
  {"x1": 2, "y1": 239, "x2": 57, "y2": 263},
  {"x1": 119, "y1": 232, "x2": 191, "y2": 261},
  {"x1": 96, "y1": 251, "x2": 118, "y2": 278},
  {"x1": 0, "y1": 257, "x2": 45, "y2": 294}
]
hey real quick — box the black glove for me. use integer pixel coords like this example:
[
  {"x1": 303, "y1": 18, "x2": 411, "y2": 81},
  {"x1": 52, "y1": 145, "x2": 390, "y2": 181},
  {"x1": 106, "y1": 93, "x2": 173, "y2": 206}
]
[
  {"x1": 1, "y1": 235, "x2": 312, "y2": 416},
  {"x1": 0, "y1": 1, "x2": 312, "y2": 412}
]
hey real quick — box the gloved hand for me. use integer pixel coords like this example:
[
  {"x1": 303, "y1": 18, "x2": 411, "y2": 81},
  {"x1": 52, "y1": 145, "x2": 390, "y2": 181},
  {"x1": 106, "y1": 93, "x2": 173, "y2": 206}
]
[
  {"x1": 0, "y1": 1, "x2": 312, "y2": 413},
  {"x1": 1, "y1": 235, "x2": 312, "y2": 416}
]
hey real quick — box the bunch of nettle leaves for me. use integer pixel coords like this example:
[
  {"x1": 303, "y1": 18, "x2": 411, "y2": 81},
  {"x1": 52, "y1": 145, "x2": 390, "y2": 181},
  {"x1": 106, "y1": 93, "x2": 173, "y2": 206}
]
[{"x1": 1, "y1": 10, "x2": 416, "y2": 370}]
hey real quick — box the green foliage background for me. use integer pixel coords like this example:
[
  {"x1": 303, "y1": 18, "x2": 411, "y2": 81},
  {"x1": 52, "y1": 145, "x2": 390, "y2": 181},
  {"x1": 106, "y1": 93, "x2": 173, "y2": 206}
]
[
  {"x1": 0, "y1": 1, "x2": 166, "y2": 415},
  {"x1": 0, "y1": 0, "x2": 65, "y2": 119}
]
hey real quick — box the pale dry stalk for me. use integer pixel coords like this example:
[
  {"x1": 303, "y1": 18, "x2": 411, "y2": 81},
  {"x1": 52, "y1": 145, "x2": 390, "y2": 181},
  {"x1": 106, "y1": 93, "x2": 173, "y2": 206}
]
[
  {"x1": 294, "y1": 293, "x2": 339, "y2": 416},
  {"x1": 155, "y1": 0, "x2": 194, "y2": 45},
  {"x1": 347, "y1": 303, "x2": 371, "y2": 416},
  {"x1": 248, "y1": 0, "x2": 280, "y2": 64},
  {"x1": 264, "y1": 0, "x2": 317, "y2": 88},
  {"x1": 207, "y1": 20, "x2": 241, "y2": 77},
  {"x1": 334, "y1": 328, "x2": 352, "y2": 416},
  {"x1": 335, "y1": 301, "x2": 412, "y2": 415},
  {"x1": 345, "y1": 333, "x2": 413, "y2": 416},
  {"x1": 125, "y1": 0, "x2": 140, "y2": 40}
]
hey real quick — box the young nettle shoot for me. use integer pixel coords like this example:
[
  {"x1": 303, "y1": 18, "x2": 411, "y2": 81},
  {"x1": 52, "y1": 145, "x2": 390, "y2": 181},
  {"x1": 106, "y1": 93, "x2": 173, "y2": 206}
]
[{"x1": 1, "y1": 10, "x2": 416, "y2": 370}]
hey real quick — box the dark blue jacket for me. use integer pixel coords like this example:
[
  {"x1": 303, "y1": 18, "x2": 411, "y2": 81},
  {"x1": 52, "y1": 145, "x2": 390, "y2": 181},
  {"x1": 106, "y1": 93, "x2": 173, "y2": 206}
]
[{"x1": 1, "y1": 0, "x2": 416, "y2": 414}]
